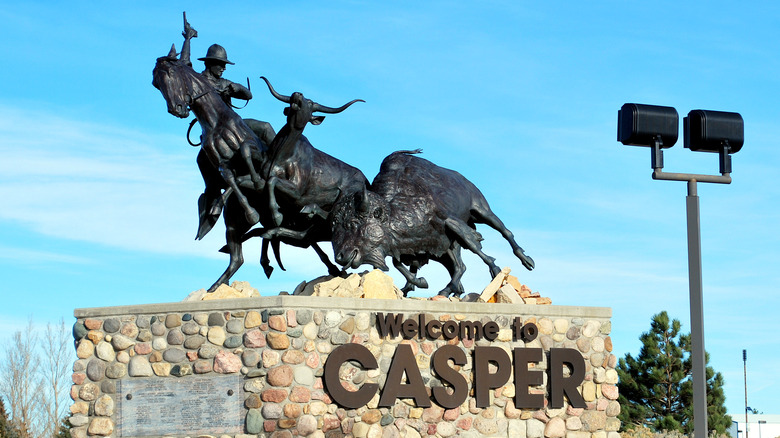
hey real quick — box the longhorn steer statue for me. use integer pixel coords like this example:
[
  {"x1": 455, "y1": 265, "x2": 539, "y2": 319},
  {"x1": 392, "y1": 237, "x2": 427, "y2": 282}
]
[
  {"x1": 331, "y1": 150, "x2": 535, "y2": 297},
  {"x1": 254, "y1": 77, "x2": 369, "y2": 241}
]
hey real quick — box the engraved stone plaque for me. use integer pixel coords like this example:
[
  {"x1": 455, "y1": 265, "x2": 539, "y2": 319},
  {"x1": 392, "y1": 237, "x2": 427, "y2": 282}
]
[{"x1": 116, "y1": 375, "x2": 242, "y2": 437}]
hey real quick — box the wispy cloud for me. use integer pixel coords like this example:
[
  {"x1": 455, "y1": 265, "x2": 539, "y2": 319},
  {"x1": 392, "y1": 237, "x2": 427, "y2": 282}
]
[{"x1": 0, "y1": 105, "x2": 210, "y2": 256}]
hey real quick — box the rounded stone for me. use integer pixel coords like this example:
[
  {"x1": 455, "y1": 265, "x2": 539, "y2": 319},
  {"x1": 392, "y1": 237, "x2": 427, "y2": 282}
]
[
  {"x1": 566, "y1": 416, "x2": 583, "y2": 430},
  {"x1": 261, "y1": 403, "x2": 282, "y2": 419},
  {"x1": 214, "y1": 351, "x2": 242, "y2": 373},
  {"x1": 193, "y1": 360, "x2": 212, "y2": 374},
  {"x1": 152, "y1": 337, "x2": 167, "y2": 350},
  {"x1": 95, "y1": 342, "x2": 115, "y2": 362},
  {"x1": 78, "y1": 383, "x2": 100, "y2": 401},
  {"x1": 163, "y1": 348, "x2": 187, "y2": 363},
  {"x1": 324, "y1": 311, "x2": 341, "y2": 327},
  {"x1": 287, "y1": 326, "x2": 303, "y2": 338},
  {"x1": 150, "y1": 321, "x2": 166, "y2": 336},
  {"x1": 105, "y1": 362, "x2": 126, "y2": 379},
  {"x1": 298, "y1": 415, "x2": 317, "y2": 436},
  {"x1": 545, "y1": 417, "x2": 566, "y2": 437},
  {"x1": 243, "y1": 329, "x2": 266, "y2": 348},
  {"x1": 94, "y1": 395, "x2": 114, "y2": 416},
  {"x1": 208, "y1": 312, "x2": 226, "y2": 326},
  {"x1": 166, "y1": 329, "x2": 184, "y2": 345},
  {"x1": 302, "y1": 322, "x2": 318, "y2": 340},
  {"x1": 296, "y1": 309, "x2": 313, "y2": 325},
  {"x1": 182, "y1": 321, "x2": 200, "y2": 335},
  {"x1": 208, "y1": 327, "x2": 227, "y2": 346},
  {"x1": 242, "y1": 349, "x2": 261, "y2": 367},
  {"x1": 606, "y1": 400, "x2": 621, "y2": 417},
  {"x1": 591, "y1": 337, "x2": 605, "y2": 352},
  {"x1": 268, "y1": 315, "x2": 287, "y2": 332},
  {"x1": 171, "y1": 364, "x2": 192, "y2": 377},
  {"x1": 103, "y1": 318, "x2": 120, "y2": 333},
  {"x1": 289, "y1": 386, "x2": 311, "y2": 403},
  {"x1": 165, "y1": 314, "x2": 182, "y2": 328},
  {"x1": 134, "y1": 343, "x2": 152, "y2": 355},
  {"x1": 267, "y1": 365, "x2": 293, "y2": 387},
  {"x1": 226, "y1": 319, "x2": 244, "y2": 334},
  {"x1": 120, "y1": 323, "x2": 139, "y2": 339},
  {"x1": 602, "y1": 384, "x2": 619, "y2": 400},
  {"x1": 294, "y1": 367, "x2": 314, "y2": 386},
  {"x1": 199, "y1": 344, "x2": 219, "y2": 359},
  {"x1": 553, "y1": 318, "x2": 569, "y2": 333},
  {"x1": 73, "y1": 322, "x2": 88, "y2": 340},
  {"x1": 184, "y1": 335, "x2": 206, "y2": 350},
  {"x1": 246, "y1": 409, "x2": 263, "y2": 434},
  {"x1": 474, "y1": 417, "x2": 498, "y2": 435},
  {"x1": 224, "y1": 336, "x2": 242, "y2": 348},
  {"x1": 581, "y1": 410, "x2": 607, "y2": 432},
  {"x1": 111, "y1": 335, "x2": 135, "y2": 351},
  {"x1": 86, "y1": 359, "x2": 106, "y2": 382},
  {"x1": 136, "y1": 316, "x2": 151, "y2": 329},
  {"x1": 76, "y1": 340, "x2": 94, "y2": 359},
  {"x1": 128, "y1": 356, "x2": 153, "y2": 377},
  {"x1": 527, "y1": 418, "x2": 545, "y2": 438},
  {"x1": 181, "y1": 313, "x2": 192, "y2": 322},
  {"x1": 87, "y1": 417, "x2": 114, "y2": 436},
  {"x1": 282, "y1": 350, "x2": 305, "y2": 365},
  {"x1": 582, "y1": 320, "x2": 602, "y2": 338},
  {"x1": 266, "y1": 332, "x2": 290, "y2": 350},
  {"x1": 136, "y1": 330, "x2": 152, "y2": 342},
  {"x1": 566, "y1": 326, "x2": 581, "y2": 340}
]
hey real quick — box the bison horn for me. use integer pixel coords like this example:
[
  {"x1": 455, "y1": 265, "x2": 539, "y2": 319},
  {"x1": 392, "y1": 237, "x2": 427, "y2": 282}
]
[
  {"x1": 168, "y1": 44, "x2": 178, "y2": 59},
  {"x1": 355, "y1": 185, "x2": 370, "y2": 214},
  {"x1": 312, "y1": 99, "x2": 365, "y2": 114},
  {"x1": 260, "y1": 76, "x2": 291, "y2": 104}
]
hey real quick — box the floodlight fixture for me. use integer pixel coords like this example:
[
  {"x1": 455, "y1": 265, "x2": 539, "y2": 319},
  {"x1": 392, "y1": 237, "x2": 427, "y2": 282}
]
[
  {"x1": 618, "y1": 103, "x2": 678, "y2": 169},
  {"x1": 684, "y1": 109, "x2": 744, "y2": 174},
  {"x1": 617, "y1": 102, "x2": 745, "y2": 438}
]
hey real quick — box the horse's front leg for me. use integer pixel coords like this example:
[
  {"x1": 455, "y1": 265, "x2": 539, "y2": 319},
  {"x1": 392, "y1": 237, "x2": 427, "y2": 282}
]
[
  {"x1": 219, "y1": 163, "x2": 259, "y2": 225},
  {"x1": 209, "y1": 209, "x2": 248, "y2": 292}
]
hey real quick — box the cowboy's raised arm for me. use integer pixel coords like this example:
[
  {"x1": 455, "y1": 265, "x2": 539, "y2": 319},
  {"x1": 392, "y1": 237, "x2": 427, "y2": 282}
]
[{"x1": 181, "y1": 12, "x2": 198, "y2": 67}]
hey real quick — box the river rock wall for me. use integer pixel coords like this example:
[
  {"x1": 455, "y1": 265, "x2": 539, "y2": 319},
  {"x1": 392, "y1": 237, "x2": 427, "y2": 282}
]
[{"x1": 71, "y1": 295, "x2": 618, "y2": 438}]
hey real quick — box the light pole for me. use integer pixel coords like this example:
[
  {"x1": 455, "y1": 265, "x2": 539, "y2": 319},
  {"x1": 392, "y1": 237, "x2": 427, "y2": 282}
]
[
  {"x1": 618, "y1": 103, "x2": 744, "y2": 438},
  {"x1": 745, "y1": 350, "x2": 749, "y2": 438}
]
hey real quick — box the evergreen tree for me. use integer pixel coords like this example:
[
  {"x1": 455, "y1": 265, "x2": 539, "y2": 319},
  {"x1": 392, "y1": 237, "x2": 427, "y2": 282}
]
[
  {"x1": 617, "y1": 311, "x2": 731, "y2": 435},
  {"x1": 0, "y1": 398, "x2": 21, "y2": 438},
  {"x1": 53, "y1": 416, "x2": 71, "y2": 438}
]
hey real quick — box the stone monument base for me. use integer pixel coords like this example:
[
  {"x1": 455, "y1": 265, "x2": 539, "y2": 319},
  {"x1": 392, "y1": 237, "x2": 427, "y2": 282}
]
[{"x1": 72, "y1": 295, "x2": 618, "y2": 438}]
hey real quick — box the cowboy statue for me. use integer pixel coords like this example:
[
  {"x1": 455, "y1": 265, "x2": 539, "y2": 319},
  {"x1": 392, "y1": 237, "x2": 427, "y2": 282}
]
[{"x1": 180, "y1": 17, "x2": 275, "y2": 238}]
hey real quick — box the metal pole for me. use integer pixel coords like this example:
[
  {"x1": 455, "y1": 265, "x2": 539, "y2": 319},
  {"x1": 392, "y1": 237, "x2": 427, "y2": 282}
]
[
  {"x1": 687, "y1": 180, "x2": 708, "y2": 438},
  {"x1": 744, "y1": 349, "x2": 749, "y2": 438}
]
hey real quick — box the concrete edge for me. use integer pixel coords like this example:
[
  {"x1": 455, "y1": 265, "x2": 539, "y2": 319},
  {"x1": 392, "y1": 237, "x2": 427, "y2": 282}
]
[{"x1": 74, "y1": 295, "x2": 611, "y2": 319}]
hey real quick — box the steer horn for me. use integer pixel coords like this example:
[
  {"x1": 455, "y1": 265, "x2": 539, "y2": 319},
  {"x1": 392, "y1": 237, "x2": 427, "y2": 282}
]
[
  {"x1": 260, "y1": 76, "x2": 291, "y2": 104},
  {"x1": 312, "y1": 98, "x2": 365, "y2": 114}
]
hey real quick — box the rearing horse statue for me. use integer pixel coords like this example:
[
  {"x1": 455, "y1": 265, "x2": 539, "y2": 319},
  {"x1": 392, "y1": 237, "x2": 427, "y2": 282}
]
[{"x1": 153, "y1": 41, "x2": 264, "y2": 225}]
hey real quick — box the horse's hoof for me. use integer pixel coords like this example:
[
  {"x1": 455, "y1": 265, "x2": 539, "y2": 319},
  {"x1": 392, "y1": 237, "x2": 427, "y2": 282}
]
[
  {"x1": 517, "y1": 250, "x2": 535, "y2": 270},
  {"x1": 418, "y1": 277, "x2": 429, "y2": 289},
  {"x1": 245, "y1": 209, "x2": 260, "y2": 225},
  {"x1": 272, "y1": 211, "x2": 283, "y2": 227}
]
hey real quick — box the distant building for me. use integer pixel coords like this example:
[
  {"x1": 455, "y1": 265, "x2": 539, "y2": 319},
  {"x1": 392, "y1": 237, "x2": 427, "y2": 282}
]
[{"x1": 731, "y1": 415, "x2": 780, "y2": 438}]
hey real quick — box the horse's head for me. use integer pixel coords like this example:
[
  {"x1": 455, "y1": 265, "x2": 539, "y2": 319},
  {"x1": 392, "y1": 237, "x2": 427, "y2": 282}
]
[{"x1": 152, "y1": 46, "x2": 192, "y2": 119}]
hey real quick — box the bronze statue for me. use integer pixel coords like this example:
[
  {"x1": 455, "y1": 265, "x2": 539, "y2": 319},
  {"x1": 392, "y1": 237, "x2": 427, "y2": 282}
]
[
  {"x1": 153, "y1": 14, "x2": 369, "y2": 291},
  {"x1": 153, "y1": 14, "x2": 535, "y2": 295}
]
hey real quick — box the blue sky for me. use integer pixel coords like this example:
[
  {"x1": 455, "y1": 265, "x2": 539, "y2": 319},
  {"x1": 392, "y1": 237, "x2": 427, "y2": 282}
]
[{"x1": 1, "y1": 1, "x2": 778, "y2": 419}]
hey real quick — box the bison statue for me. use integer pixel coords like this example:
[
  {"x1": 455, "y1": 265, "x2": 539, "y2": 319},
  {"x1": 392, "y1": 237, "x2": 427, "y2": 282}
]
[{"x1": 331, "y1": 150, "x2": 534, "y2": 297}]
